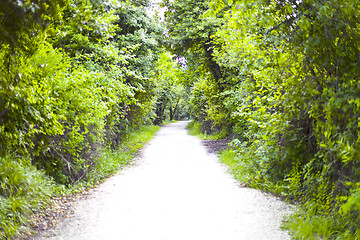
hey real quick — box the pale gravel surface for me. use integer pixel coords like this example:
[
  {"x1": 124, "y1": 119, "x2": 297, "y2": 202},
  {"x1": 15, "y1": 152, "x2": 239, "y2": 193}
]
[{"x1": 35, "y1": 121, "x2": 293, "y2": 240}]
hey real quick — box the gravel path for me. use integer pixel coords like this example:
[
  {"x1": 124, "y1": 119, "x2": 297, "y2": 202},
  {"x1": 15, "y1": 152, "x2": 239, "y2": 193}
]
[{"x1": 34, "y1": 121, "x2": 292, "y2": 240}]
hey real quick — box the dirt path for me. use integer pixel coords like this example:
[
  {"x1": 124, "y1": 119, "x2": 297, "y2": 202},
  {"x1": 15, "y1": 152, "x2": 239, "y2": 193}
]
[{"x1": 34, "y1": 121, "x2": 292, "y2": 240}]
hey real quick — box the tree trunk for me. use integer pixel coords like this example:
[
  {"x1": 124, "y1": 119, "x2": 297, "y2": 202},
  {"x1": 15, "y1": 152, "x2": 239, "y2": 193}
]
[
  {"x1": 204, "y1": 40, "x2": 223, "y2": 83},
  {"x1": 169, "y1": 107, "x2": 174, "y2": 121}
]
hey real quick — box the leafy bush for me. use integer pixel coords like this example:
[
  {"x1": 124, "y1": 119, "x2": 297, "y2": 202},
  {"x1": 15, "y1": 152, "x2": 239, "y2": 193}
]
[
  {"x1": 166, "y1": 0, "x2": 360, "y2": 238},
  {"x1": 0, "y1": 124, "x2": 160, "y2": 239},
  {"x1": 0, "y1": 0, "x2": 163, "y2": 238}
]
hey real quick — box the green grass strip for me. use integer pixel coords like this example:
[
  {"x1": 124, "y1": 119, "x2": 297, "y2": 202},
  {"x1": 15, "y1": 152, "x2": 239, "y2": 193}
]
[{"x1": 0, "y1": 125, "x2": 160, "y2": 239}]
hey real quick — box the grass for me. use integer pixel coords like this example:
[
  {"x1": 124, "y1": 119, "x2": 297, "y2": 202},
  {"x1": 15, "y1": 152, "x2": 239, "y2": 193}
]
[
  {"x1": 0, "y1": 124, "x2": 160, "y2": 239},
  {"x1": 187, "y1": 121, "x2": 251, "y2": 183},
  {"x1": 283, "y1": 203, "x2": 360, "y2": 240},
  {"x1": 86, "y1": 125, "x2": 160, "y2": 185},
  {"x1": 161, "y1": 120, "x2": 178, "y2": 125},
  {"x1": 0, "y1": 155, "x2": 55, "y2": 239},
  {"x1": 187, "y1": 121, "x2": 227, "y2": 140},
  {"x1": 218, "y1": 145, "x2": 360, "y2": 240},
  {"x1": 188, "y1": 121, "x2": 360, "y2": 240},
  {"x1": 284, "y1": 213, "x2": 336, "y2": 240},
  {"x1": 217, "y1": 148, "x2": 253, "y2": 184}
]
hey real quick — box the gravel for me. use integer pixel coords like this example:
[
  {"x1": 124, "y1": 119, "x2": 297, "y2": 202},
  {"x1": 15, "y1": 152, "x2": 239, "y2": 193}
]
[{"x1": 33, "y1": 121, "x2": 293, "y2": 240}]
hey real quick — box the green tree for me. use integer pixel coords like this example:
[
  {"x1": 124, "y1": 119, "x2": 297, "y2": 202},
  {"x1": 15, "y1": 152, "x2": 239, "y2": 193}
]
[
  {"x1": 112, "y1": 1, "x2": 163, "y2": 127},
  {"x1": 0, "y1": 0, "x2": 67, "y2": 55},
  {"x1": 163, "y1": 0, "x2": 224, "y2": 83},
  {"x1": 163, "y1": 0, "x2": 235, "y2": 133},
  {"x1": 0, "y1": 0, "x2": 158, "y2": 184},
  {"x1": 202, "y1": 0, "x2": 360, "y2": 238},
  {"x1": 0, "y1": 0, "x2": 165, "y2": 237},
  {"x1": 152, "y1": 52, "x2": 188, "y2": 124}
]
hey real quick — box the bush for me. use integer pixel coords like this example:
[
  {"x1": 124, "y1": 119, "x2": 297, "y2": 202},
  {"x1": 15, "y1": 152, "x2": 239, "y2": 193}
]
[
  {"x1": 0, "y1": 124, "x2": 160, "y2": 239},
  {"x1": 190, "y1": 0, "x2": 360, "y2": 239}
]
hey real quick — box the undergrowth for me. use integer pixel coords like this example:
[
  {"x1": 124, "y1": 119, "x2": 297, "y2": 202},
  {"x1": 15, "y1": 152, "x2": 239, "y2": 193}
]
[
  {"x1": 161, "y1": 120, "x2": 178, "y2": 125},
  {"x1": 86, "y1": 125, "x2": 160, "y2": 186},
  {"x1": 0, "y1": 125, "x2": 159, "y2": 239},
  {"x1": 189, "y1": 120, "x2": 360, "y2": 240},
  {"x1": 0, "y1": 156, "x2": 55, "y2": 239},
  {"x1": 187, "y1": 121, "x2": 227, "y2": 140}
]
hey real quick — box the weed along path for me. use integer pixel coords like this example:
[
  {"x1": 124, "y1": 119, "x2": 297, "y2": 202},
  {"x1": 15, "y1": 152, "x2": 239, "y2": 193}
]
[{"x1": 35, "y1": 121, "x2": 292, "y2": 240}]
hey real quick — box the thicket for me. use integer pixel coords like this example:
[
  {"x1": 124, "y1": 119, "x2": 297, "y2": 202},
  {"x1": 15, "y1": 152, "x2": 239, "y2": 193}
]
[
  {"x1": 0, "y1": 0, "x2": 165, "y2": 238},
  {"x1": 152, "y1": 52, "x2": 191, "y2": 124},
  {"x1": 164, "y1": 0, "x2": 360, "y2": 239}
]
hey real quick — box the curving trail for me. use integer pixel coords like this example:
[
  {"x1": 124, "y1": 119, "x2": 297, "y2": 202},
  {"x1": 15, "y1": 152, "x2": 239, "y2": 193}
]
[{"x1": 35, "y1": 121, "x2": 292, "y2": 240}]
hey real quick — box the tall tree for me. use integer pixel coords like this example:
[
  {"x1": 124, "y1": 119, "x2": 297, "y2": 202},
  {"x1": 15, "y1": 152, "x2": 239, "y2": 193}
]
[
  {"x1": 163, "y1": 0, "x2": 223, "y2": 83},
  {"x1": 152, "y1": 52, "x2": 187, "y2": 124},
  {"x1": 112, "y1": 0, "x2": 163, "y2": 126},
  {"x1": 201, "y1": 0, "x2": 360, "y2": 238},
  {"x1": 0, "y1": 0, "x2": 66, "y2": 56}
]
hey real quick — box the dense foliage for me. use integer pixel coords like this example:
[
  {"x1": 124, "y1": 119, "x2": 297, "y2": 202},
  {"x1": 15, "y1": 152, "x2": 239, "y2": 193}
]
[
  {"x1": 3, "y1": 0, "x2": 360, "y2": 238},
  {"x1": 152, "y1": 52, "x2": 190, "y2": 123},
  {"x1": 0, "y1": 0, "x2": 163, "y2": 184},
  {"x1": 164, "y1": 0, "x2": 360, "y2": 239},
  {"x1": 0, "y1": 0, "x2": 165, "y2": 238}
]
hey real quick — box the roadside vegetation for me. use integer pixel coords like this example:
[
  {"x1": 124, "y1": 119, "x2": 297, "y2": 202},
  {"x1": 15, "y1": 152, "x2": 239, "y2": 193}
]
[
  {"x1": 0, "y1": 0, "x2": 171, "y2": 238},
  {"x1": 167, "y1": 0, "x2": 360, "y2": 239},
  {"x1": 0, "y1": 125, "x2": 159, "y2": 239},
  {"x1": 2, "y1": 0, "x2": 360, "y2": 239}
]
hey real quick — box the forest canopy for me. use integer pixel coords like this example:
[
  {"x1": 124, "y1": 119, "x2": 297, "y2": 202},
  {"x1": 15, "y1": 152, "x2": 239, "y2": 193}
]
[{"x1": 1, "y1": 0, "x2": 360, "y2": 239}]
